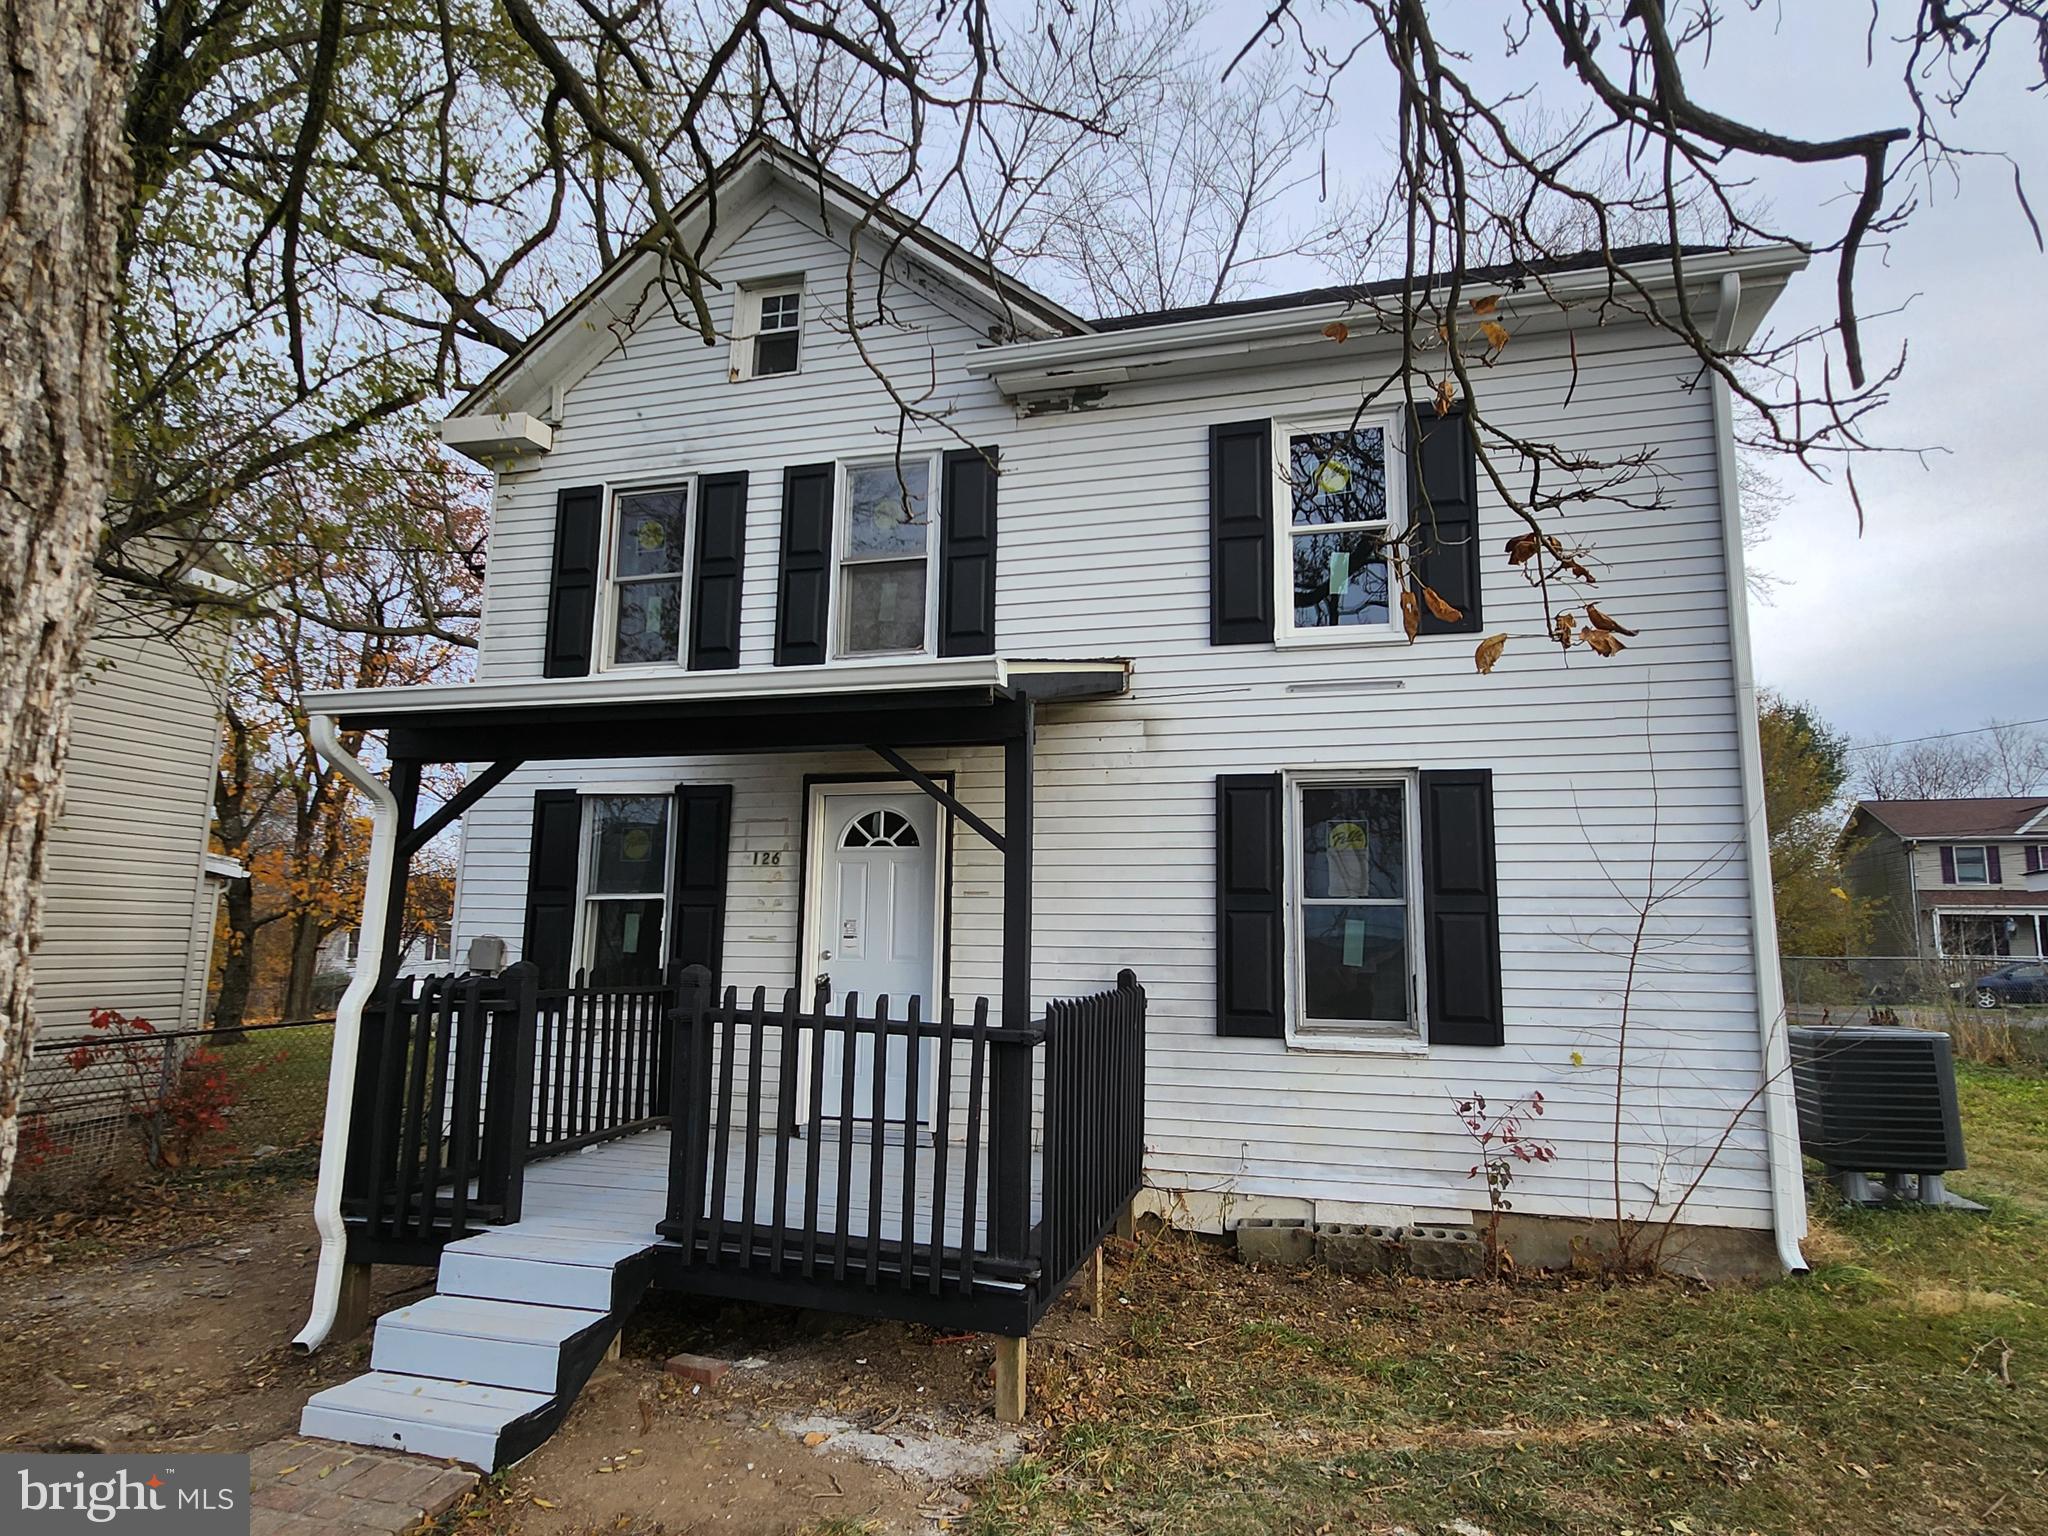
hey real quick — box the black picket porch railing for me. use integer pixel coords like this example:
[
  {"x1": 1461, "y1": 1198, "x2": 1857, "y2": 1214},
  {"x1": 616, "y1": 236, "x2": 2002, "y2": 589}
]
[
  {"x1": 1040, "y1": 970, "x2": 1148, "y2": 1290},
  {"x1": 342, "y1": 966, "x2": 538, "y2": 1256},
  {"x1": 650, "y1": 966, "x2": 1146, "y2": 1333},
  {"x1": 530, "y1": 973, "x2": 671, "y2": 1157},
  {"x1": 343, "y1": 961, "x2": 1146, "y2": 1330}
]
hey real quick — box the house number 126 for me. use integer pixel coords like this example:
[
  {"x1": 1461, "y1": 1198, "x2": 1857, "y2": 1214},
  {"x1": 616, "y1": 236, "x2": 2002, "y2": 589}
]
[{"x1": 750, "y1": 850, "x2": 785, "y2": 866}]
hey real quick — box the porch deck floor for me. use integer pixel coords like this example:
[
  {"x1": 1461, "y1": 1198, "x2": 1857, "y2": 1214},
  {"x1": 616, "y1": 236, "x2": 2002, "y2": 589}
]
[{"x1": 475, "y1": 1128, "x2": 1042, "y2": 1257}]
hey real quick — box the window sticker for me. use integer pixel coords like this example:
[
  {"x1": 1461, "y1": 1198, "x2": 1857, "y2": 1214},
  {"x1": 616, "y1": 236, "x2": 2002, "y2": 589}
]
[
  {"x1": 1326, "y1": 820, "x2": 1371, "y2": 901},
  {"x1": 1343, "y1": 917, "x2": 1367, "y2": 968},
  {"x1": 622, "y1": 912, "x2": 641, "y2": 951},
  {"x1": 1328, "y1": 549, "x2": 1350, "y2": 598},
  {"x1": 622, "y1": 828, "x2": 653, "y2": 863}
]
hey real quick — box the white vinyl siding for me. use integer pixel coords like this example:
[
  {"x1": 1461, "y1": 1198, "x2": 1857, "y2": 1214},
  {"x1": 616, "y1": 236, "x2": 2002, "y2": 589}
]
[
  {"x1": 30, "y1": 601, "x2": 228, "y2": 1055},
  {"x1": 451, "y1": 195, "x2": 1777, "y2": 1237}
]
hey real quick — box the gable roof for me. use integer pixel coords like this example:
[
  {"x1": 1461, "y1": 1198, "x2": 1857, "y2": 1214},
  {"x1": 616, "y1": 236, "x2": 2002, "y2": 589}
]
[
  {"x1": 1090, "y1": 244, "x2": 1740, "y2": 331},
  {"x1": 451, "y1": 136, "x2": 1089, "y2": 421},
  {"x1": 1851, "y1": 798, "x2": 2048, "y2": 840}
]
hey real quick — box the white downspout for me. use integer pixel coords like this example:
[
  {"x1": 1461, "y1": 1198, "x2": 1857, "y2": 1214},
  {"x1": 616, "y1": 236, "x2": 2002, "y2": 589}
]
[
  {"x1": 1709, "y1": 272, "x2": 1809, "y2": 1274},
  {"x1": 293, "y1": 713, "x2": 400, "y2": 1351}
]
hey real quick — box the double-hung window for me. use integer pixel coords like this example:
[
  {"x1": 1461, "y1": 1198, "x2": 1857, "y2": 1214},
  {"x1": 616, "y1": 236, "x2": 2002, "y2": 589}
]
[
  {"x1": 579, "y1": 795, "x2": 669, "y2": 984},
  {"x1": 1283, "y1": 420, "x2": 1403, "y2": 638},
  {"x1": 605, "y1": 487, "x2": 690, "y2": 666},
  {"x1": 836, "y1": 456, "x2": 935, "y2": 656},
  {"x1": 1289, "y1": 776, "x2": 1421, "y2": 1038},
  {"x1": 745, "y1": 285, "x2": 802, "y2": 378},
  {"x1": 1953, "y1": 844, "x2": 1992, "y2": 884}
]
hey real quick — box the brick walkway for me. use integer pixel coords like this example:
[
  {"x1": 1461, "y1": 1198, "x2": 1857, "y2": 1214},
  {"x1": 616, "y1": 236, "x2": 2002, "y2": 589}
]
[{"x1": 249, "y1": 1438, "x2": 479, "y2": 1535}]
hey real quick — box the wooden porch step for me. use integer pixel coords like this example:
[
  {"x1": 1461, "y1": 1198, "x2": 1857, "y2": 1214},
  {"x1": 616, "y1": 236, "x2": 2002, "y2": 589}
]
[
  {"x1": 299, "y1": 1372, "x2": 551, "y2": 1466},
  {"x1": 301, "y1": 1133, "x2": 671, "y2": 1470},
  {"x1": 371, "y1": 1297, "x2": 610, "y2": 1393}
]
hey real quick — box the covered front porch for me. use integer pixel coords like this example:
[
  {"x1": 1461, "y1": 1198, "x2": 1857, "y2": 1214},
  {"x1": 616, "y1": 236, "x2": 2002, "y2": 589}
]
[{"x1": 296, "y1": 658, "x2": 1146, "y2": 1435}]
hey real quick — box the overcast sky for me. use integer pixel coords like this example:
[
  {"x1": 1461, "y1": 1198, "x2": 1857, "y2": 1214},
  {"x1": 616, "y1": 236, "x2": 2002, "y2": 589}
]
[{"x1": 1191, "y1": 4, "x2": 2046, "y2": 747}]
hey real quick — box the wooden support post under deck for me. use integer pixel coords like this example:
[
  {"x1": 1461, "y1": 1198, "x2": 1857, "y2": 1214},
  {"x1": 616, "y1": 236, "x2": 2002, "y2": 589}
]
[
  {"x1": 994, "y1": 1335, "x2": 1028, "y2": 1424},
  {"x1": 333, "y1": 1261, "x2": 373, "y2": 1343},
  {"x1": 1088, "y1": 1247, "x2": 1107, "y2": 1320}
]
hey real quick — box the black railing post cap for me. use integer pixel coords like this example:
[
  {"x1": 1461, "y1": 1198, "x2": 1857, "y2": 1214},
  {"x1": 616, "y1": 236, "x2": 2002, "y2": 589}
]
[{"x1": 1117, "y1": 968, "x2": 1138, "y2": 989}]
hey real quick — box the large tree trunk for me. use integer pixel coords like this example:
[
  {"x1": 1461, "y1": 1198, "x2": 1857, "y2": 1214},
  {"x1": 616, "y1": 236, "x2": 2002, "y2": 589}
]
[
  {"x1": 0, "y1": 0, "x2": 140, "y2": 1227},
  {"x1": 283, "y1": 914, "x2": 325, "y2": 1021},
  {"x1": 211, "y1": 875, "x2": 258, "y2": 1038}
]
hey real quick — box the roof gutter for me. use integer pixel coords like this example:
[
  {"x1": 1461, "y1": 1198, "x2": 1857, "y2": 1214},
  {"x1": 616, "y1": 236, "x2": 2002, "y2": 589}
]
[
  {"x1": 1707, "y1": 271, "x2": 1808, "y2": 1275},
  {"x1": 292, "y1": 713, "x2": 400, "y2": 1352},
  {"x1": 968, "y1": 246, "x2": 1809, "y2": 397}
]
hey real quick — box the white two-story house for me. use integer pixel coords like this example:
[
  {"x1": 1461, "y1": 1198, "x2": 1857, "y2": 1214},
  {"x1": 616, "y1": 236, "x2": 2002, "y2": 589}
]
[{"x1": 290, "y1": 141, "x2": 1806, "y2": 1466}]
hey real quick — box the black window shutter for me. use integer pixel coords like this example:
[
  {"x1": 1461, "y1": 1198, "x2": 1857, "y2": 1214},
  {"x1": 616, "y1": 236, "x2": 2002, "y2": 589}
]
[
  {"x1": 775, "y1": 463, "x2": 834, "y2": 666},
  {"x1": 1210, "y1": 421, "x2": 1274, "y2": 646},
  {"x1": 689, "y1": 471, "x2": 748, "y2": 670},
  {"x1": 1420, "y1": 769, "x2": 1504, "y2": 1046},
  {"x1": 1940, "y1": 845, "x2": 1957, "y2": 884},
  {"x1": 522, "y1": 789, "x2": 582, "y2": 988},
  {"x1": 1408, "y1": 406, "x2": 1481, "y2": 634},
  {"x1": 667, "y1": 783, "x2": 733, "y2": 981},
  {"x1": 544, "y1": 486, "x2": 605, "y2": 676},
  {"x1": 938, "y1": 447, "x2": 999, "y2": 656},
  {"x1": 1216, "y1": 773, "x2": 1285, "y2": 1038}
]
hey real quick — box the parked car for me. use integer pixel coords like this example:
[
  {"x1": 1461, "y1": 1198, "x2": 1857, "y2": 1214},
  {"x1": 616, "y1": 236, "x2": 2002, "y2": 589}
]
[{"x1": 1959, "y1": 962, "x2": 2048, "y2": 1008}]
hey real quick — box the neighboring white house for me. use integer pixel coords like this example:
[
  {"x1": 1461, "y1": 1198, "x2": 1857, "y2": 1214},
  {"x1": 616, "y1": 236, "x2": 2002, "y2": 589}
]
[
  {"x1": 26, "y1": 584, "x2": 237, "y2": 1123},
  {"x1": 303, "y1": 140, "x2": 1807, "y2": 1278},
  {"x1": 315, "y1": 924, "x2": 455, "y2": 981}
]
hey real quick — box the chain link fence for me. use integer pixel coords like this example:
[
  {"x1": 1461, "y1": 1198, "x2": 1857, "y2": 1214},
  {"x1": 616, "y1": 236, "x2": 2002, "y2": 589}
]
[
  {"x1": 13, "y1": 1017, "x2": 335, "y2": 1213},
  {"x1": 1781, "y1": 954, "x2": 2048, "y2": 1069}
]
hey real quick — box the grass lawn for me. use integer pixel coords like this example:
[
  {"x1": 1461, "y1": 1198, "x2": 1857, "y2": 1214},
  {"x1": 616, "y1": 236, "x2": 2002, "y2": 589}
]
[
  {"x1": 968, "y1": 1064, "x2": 2048, "y2": 1536},
  {"x1": 212, "y1": 1023, "x2": 333, "y2": 1154}
]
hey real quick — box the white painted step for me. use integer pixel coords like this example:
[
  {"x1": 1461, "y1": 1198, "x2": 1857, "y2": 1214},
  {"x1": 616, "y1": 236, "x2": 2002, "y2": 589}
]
[
  {"x1": 370, "y1": 1296, "x2": 606, "y2": 1393},
  {"x1": 300, "y1": 1372, "x2": 548, "y2": 1469},
  {"x1": 439, "y1": 1250, "x2": 617, "y2": 1310}
]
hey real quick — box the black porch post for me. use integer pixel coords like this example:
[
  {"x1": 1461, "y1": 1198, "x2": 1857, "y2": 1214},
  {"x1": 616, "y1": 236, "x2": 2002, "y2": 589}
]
[
  {"x1": 347, "y1": 758, "x2": 420, "y2": 1205},
  {"x1": 993, "y1": 699, "x2": 1035, "y2": 1261},
  {"x1": 377, "y1": 758, "x2": 424, "y2": 989}
]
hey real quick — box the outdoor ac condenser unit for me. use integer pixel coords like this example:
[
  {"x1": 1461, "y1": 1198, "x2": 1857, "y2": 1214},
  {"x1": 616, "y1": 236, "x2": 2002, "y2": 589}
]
[{"x1": 1787, "y1": 1025, "x2": 1982, "y2": 1210}]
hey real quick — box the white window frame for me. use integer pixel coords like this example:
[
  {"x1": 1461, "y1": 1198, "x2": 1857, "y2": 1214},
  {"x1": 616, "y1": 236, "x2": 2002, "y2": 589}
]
[
  {"x1": 598, "y1": 477, "x2": 695, "y2": 671},
  {"x1": 732, "y1": 281, "x2": 804, "y2": 381},
  {"x1": 1273, "y1": 412, "x2": 1408, "y2": 646},
  {"x1": 571, "y1": 790, "x2": 676, "y2": 981},
  {"x1": 1282, "y1": 769, "x2": 1428, "y2": 1050},
  {"x1": 829, "y1": 451, "x2": 942, "y2": 661},
  {"x1": 1953, "y1": 844, "x2": 1992, "y2": 885}
]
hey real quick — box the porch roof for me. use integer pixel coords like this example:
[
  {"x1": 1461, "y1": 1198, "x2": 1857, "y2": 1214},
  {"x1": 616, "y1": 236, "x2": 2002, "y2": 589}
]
[{"x1": 302, "y1": 656, "x2": 1130, "y2": 763}]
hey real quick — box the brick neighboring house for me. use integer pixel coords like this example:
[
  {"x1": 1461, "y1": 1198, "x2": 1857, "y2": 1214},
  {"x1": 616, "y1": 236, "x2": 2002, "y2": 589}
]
[{"x1": 1842, "y1": 797, "x2": 2048, "y2": 958}]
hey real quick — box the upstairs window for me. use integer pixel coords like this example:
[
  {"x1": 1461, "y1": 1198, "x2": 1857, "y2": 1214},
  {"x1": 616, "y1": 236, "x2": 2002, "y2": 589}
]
[
  {"x1": 605, "y1": 486, "x2": 690, "y2": 666},
  {"x1": 837, "y1": 457, "x2": 934, "y2": 656},
  {"x1": 1283, "y1": 421, "x2": 1403, "y2": 638},
  {"x1": 743, "y1": 285, "x2": 802, "y2": 378},
  {"x1": 580, "y1": 795, "x2": 669, "y2": 985},
  {"x1": 1952, "y1": 844, "x2": 1992, "y2": 885}
]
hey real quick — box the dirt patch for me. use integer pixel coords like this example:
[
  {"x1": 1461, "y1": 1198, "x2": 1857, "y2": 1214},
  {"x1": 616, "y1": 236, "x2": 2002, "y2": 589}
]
[
  {"x1": 458, "y1": 1284, "x2": 1116, "y2": 1535},
  {"x1": 0, "y1": 1177, "x2": 430, "y2": 1454}
]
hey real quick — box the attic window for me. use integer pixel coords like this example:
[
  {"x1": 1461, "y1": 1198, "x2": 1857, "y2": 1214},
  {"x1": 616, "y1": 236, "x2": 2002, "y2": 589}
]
[{"x1": 746, "y1": 285, "x2": 802, "y2": 378}]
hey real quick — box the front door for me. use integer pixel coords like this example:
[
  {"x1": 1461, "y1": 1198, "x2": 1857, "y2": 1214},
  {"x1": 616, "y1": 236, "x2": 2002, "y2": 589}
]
[{"x1": 808, "y1": 786, "x2": 942, "y2": 1123}]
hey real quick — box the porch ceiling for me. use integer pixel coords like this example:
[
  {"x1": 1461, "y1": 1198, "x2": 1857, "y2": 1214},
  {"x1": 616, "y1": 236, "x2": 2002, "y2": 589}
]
[{"x1": 302, "y1": 656, "x2": 1129, "y2": 764}]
